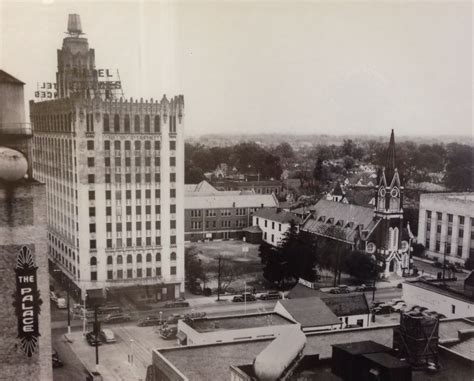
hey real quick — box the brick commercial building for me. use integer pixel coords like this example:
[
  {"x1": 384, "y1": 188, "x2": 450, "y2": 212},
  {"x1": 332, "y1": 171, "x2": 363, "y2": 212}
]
[
  {"x1": 30, "y1": 15, "x2": 185, "y2": 301},
  {"x1": 417, "y1": 192, "x2": 474, "y2": 267},
  {"x1": 0, "y1": 71, "x2": 52, "y2": 380},
  {"x1": 185, "y1": 181, "x2": 278, "y2": 241}
]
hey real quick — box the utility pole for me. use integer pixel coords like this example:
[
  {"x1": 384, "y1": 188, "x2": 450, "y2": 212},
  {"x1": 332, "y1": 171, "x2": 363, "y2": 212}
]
[
  {"x1": 66, "y1": 278, "x2": 71, "y2": 334},
  {"x1": 94, "y1": 305, "x2": 99, "y2": 370},
  {"x1": 82, "y1": 289, "x2": 87, "y2": 335},
  {"x1": 217, "y1": 256, "x2": 222, "y2": 301}
]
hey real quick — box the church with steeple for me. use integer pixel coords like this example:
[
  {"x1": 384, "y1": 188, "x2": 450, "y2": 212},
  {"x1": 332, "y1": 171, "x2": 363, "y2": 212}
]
[{"x1": 300, "y1": 130, "x2": 413, "y2": 278}]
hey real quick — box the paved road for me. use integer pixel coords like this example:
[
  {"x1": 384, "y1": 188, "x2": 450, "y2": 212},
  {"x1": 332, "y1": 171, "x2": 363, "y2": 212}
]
[{"x1": 52, "y1": 327, "x2": 89, "y2": 381}]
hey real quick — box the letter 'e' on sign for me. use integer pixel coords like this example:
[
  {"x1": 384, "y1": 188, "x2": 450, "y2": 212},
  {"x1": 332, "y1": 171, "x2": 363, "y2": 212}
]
[{"x1": 12, "y1": 246, "x2": 42, "y2": 357}]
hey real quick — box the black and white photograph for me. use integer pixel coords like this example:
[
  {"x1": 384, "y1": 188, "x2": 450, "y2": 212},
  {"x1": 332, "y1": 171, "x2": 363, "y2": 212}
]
[{"x1": 0, "y1": 0, "x2": 472, "y2": 380}]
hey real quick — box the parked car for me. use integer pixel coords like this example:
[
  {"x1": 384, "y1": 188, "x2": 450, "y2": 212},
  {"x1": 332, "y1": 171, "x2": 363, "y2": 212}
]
[
  {"x1": 137, "y1": 315, "x2": 163, "y2": 327},
  {"x1": 103, "y1": 313, "x2": 132, "y2": 324},
  {"x1": 85, "y1": 332, "x2": 102, "y2": 346},
  {"x1": 232, "y1": 293, "x2": 256, "y2": 302},
  {"x1": 164, "y1": 301, "x2": 190, "y2": 308},
  {"x1": 432, "y1": 261, "x2": 443, "y2": 268},
  {"x1": 330, "y1": 286, "x2": 350, "y2": 294},
  {"x1": 391, "y1": 303, "x2": 408, "y2": 312},
  {"x1": 166, "y1": 314, "x2": 183, "y2": 325},
  {"x1": 159, "y1": 324, "x2": 177, "y2": 340},
  {"x1": 373, "y1": 303, "x2": 392, "y2": 315},
  {"x1": 56, "y1": 298, "x2": 67, "y2": 309},
  {"x1": 99, "y1": 328, "x2": 116, "y2": 343},
  {"x1": 259, "y1": 292, "x2": 282, "y2": 300},
  {"x1": 52, "y1": 348, "x2": 63, "y2": 368}
]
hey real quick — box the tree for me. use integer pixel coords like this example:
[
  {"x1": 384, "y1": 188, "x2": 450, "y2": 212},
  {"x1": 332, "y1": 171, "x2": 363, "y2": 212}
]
[
  {"x1": 343, "y1": 250, "x2": 377, "y2": 281},
  {"x1": 444, "y1": 144, "x2": 474, "y2": 191},
  {"x1": 316, "y1": 227, "x2": 350, "y2": 286},
  {"x1": 184, "y1": 247, "x2": 207, "y2": 289},
  {"x1": 185, "y1": 165, "x2": 205, "y2": 184},
  {"x1": 274, "y1": 142, "x2": 295, "y2": 160}
]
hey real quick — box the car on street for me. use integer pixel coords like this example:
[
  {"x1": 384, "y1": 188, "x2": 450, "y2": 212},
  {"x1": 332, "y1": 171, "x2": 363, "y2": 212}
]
[
  {"x1": 259, "y1": 292, "x2": 282, "y2": 300},
  {"x1": 85, "y1": 332, "x2": 102, "y2": 346},
  {"x1": 372, "y1": 303, "x2": 392, "y2": 315},
  {"x1": 432, "y1": 261, "x2": 443, "y2": 268},
  {"x1": 330, "y1": 285, "x2": 350, "y2": 294},
  {"x1": 99, "y1": 328, "x2": 116, "y2": 343},
  {"x1": 137, "y1": 315, "x2": 164, "y2": 327},
  {"x1": 159, "y1": 324, "x2": 178, "y2": 340},
  {"x1": 391, "y1": 303, "x2": 408, "y2": 312},
  {"x1": 103, "y1": 312, "x2": 132, "y2": 324},
  {"x1": 164, "y1": 301, "x2": 190, "y2": 308},
  {"x1": 232, "y1": 293, "x2": 256, "y2": 302}
]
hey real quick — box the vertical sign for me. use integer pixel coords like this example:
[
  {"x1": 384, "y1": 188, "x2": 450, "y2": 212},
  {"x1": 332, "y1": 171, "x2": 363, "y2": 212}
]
[{"x1": 12, "y1": 246, "x2": 42, "y2": 357}]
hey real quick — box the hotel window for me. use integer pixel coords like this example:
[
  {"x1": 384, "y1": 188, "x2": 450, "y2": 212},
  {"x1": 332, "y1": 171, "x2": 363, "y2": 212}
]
[
  {"x1": 426, "y1": 239, "x2": 430, "y2": 248},
  {"x1": 87, "y1": 140, "x2": 94, "y2": 150},
  {"x1": 124, "y1": 114, "x2": 130, "y2": 132},
  {"x1": 89, "y1": 224, "x2": 96, "y2": 233},
  {"x1": 89, "y1": 207, "x2": 96, "y2": 217},
  {"x1": 136, "y1": 221, "x2": 142, "y2": 230},
  {"x1": 155, "y1": 189, "x2": 161, "y2": 198},
  {"x1": 91, "y1": 272, "x2": 97, "y2": 281},
  {"x1": 117, "y1": 270, "x2": 123, "y2": 279},
  {"x1": 155, "y1": 157, "x2": 160, "y2": 166},
  {"x1": 90, "y1": 240, "x2": 96, "y2": 250},
  {"x1": 116, "y1": 255, "x2": 123, "y2": 265},
  {"x1": 89, "y1": 190, "x2": 95, "y2": 200},
  {"x1": 271, "y1": 234, "x2": 274, "y2": 243},
  {"x1": 272, "y1": 222, "x2": 275, "y2": 229},
  {"x1": 87, "y1": 157, "x2": 95, "y2": 167},
  {"x1": 279, "y1": 224, "x2": 282, "y2": 232},
  {"x1": 115, "y1": 174, "x2": 121, "y2": 183},
  {"x1": 435, "y1": 241, "x2": 440, "y2": 251},
  {"x1": 156, "y1": 267, "x2": 161, "y2": 276},
  {"x1": 155, "y1": 140, "x2": 160, "y2": 150},
  {"x1": 170, "y1": 205, "x2": 176, "y2": 214},
  {"x1": 104, "y1": 140, "x2": 110, "y2": 150},
  {"x1": 170, "y1": 266, "x2": 176, "y2": 275},
  {"x1": 145, "y1": 140, "x2": 151, "y2": 150},
  {"x1": 426, "y1": 222, "x2": 431, "y2": 231},
  {"x1": 170, "y1": 173, "x2": 176, "y2": 182},
  {"x1": 116, "y1": 223, "x2": 122, "y2": 232},
  {"x1": 446, "y1": 243, "x2": 451, "y2": 254},
  {"x1": 155, "y1": 173, "x2": 160, "y2": 182},
  {"x1": 146, "y1": 206, "x2": 151, "y2": 215},
  {"x1": 448, "y1": 214, "x2": 453, "y2": 223},
  {"x1": 146, "y1": 268, "x2": 152, "y2": 277},
  {"x1": 106, "y1": 223, "x2": 112, "y2": 232},
  {"x1": 127, "y1": 269, "x2": 133, "y2": 278},
  {"x1": 448, "y1": 227, "x2": 452, "y2": 236},
  {"x1": 135, "y1": 173, "x2": 141, "y2": 183},
  {"x1": 145, "y1": 173, "x2": 151, "y2": 183},
  {"x1": 106, "y1": 207, "x2": 111, "y2": 216},
  {"x1": 136, "y1": 189, "x2": 141, "y2": 199},
  {"x1": 426, "y1": 210, "x2": 431, "y2": 220},
  {"x1": 105, "y1": 174, "x2": 111, "y2": 183},
  {"x1": 126, "y1": 238, "x2": 132, "y2": 247},
  {"x1": 457, "y1": 245, "x2": 462, "y2": 256},
  {"x1": 144, "y1": 115, "x2": 150, "y2": 132},
  {"x1": 170, "y1": 157, "x2": 176, "y2": 167},
  {"x1": 170, "y1": 189, "x2": 176, "y2": 198},
  {"x1": 135, "y1": 157, "x2": 141, "y2": 166},
  {"x1": 170, "y1": 140, "x2": 176, "y2": 150},
  {"x1": 114, "y1": 114, "x2": 120, "y2": 132},
  {"x1": 103, "y1": 114, "x2": 110, "y2": 132},
  {"x1": 459, "y1": 216, "x2": 465, "y2": 225},
  {"x1": 136, "y1": 206, "x2": 141, "y2": 215},
  {"x1": 436, "y1": 224, "x2": 441, "y2": 233},
  {"x1": 145, "y1": 157, "x2": 151, "y2": 166},
  {"x1": 155, "y1": 205, "x2": 161, "y2": 214},
  {"x1": 156, "y1": 221, "x2": 161, "y2": 229},
  {"x1": 452, "y1": 305, "x2": 456, "y2": 314},
  {"x1": 459, "y1": 229, "x2": 464, "y2": 238},
  {"x1": 436, "y1": 212, "x2": 442, "y2": 220},
  {"x1": 125, "y1": 174, "x2": 131, "y2": 183},
  {"x1": 88, "y1": 174, "x2": 95, "y2": 184},
  {"x1": 171, "y1": 236, "x2": 176, "y2": 245},
  {"x1": 126, "y1": 206, "x2": 132, "y2": 215},
  {"x1": 107, "y1": 271, "x2": 113, "y2": 280},
  {"x1": 114, "y1": 140, "x2": 121, "y2": 150},
  {"x1": 135, "y1": 140, "x2": 141, "y2": 150},
  {"x1": 134, "y1": 115, "x2": 140, "y2": 132},
  {"x1": 265, "y1": 220, "x2": 268, "y2": 227}
]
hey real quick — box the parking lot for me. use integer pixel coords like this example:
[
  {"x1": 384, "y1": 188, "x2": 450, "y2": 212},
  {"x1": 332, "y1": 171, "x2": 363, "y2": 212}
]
[{"x1": 64, "y1": 323, "x2": 179, "y2": 380}]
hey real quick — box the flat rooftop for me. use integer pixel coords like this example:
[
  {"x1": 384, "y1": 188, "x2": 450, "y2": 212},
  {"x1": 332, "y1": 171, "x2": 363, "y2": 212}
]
[
  {"x1": 155, "y1": 319, "x2": 474, "y2": 381},
  {"x1": 191, "y1": 313, "x2": 293, "y2": 333},
  {"x1": 421, "y1": 192, "x2": 474, "y2": 203},
  {"x1": 407, "y1": 279, "x2": 474, "y2": 304}
]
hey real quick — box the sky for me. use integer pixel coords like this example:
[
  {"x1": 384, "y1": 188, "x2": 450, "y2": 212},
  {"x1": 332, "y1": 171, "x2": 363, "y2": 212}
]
[{"x1": 1, "y1": 0, "x2": 472, "y2": 137}]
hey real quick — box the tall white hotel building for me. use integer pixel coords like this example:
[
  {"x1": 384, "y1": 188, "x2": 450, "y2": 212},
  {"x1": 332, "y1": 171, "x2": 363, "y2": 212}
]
[{"x1": 30, "y1": 15, "x2": 185, "y2": 301}]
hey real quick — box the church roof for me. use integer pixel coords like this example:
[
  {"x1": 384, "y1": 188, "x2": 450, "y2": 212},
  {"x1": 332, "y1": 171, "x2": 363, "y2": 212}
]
[
  {"x1": 301, "y1": 200, "x2": 375, "y2": 243},
  {"x1": 0, "y1": 70, "x2": 24, "y2": 85}
]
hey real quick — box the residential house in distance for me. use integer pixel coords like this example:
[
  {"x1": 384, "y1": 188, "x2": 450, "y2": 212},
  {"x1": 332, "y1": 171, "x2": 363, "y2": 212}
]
[
  {"x1": 403, "y1": 274, "x2": 474, "y2": 318},
  {"x1": 248, "y1": 207, "x2": 302, "y2": 246},
  {"x1": 184, "y1": 180, "x2": 278, "y2": 241},
  {"x1": 417, "y1": 192, "x2": 474, "y2": 267}
]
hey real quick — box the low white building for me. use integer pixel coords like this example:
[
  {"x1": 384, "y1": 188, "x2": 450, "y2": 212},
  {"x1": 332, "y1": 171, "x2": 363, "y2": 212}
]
[
  {"x1": 403, "y1": 274, "x2": 474, "y2": 318},
  {"x1": 176, "y1": 312, "x2": 298, "y2": 346},
  {"x1": 252, "y1": 208, "x2": 302, "y2": 247},
  {"x1": 274, "y1": 297, "x2": 342, "y2": 333},
  {"x1": 287, "y1": 283, "x2": 371, "y2": 328}
]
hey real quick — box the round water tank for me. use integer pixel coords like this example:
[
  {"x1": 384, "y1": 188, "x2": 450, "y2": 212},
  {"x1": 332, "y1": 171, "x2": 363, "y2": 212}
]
[{"x1": 0, "y1": 147, "x2": 28, "y2": 181}]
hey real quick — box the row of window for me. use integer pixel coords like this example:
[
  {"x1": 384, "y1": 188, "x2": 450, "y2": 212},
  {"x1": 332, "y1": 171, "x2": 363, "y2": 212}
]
[
  {"x1": 101, "y1": 156, "x2": 173, "y2": 167},
  {"x1": 87, "y1": 172, "x2": 176, "y2": 184},
  {"x1": 190, "y1": 208, "x2": 248, "y2": 218},
  {"x1": 102, "y1": 139, "x2": 176, "y2": 151},
  {"x1": 258, "y1": 218, "x2": 284, "y2": 232},
  {"x1": 191, "y1": 220, "x2": 247, "y2": 230},
  {"x1": 32, "y1": 113, "x2": 73, "y2": 133},
  {"x1": 103, "y1": 114, "x2": 161, "y2": 134},
  {"x1": 426, "y1": 211, "x2": 472, "y2": 227},
  {"x1": 91, "y1": 203, "x2": 176, "y2": 217},
  {"x1": 102, "y1": 252, "x2": 176, "y2": 265},
  {"x1": 103, "y1": 266, "x2": 176, "y2": 281},
  {"x1": 102, "y1": 220, "x2": 175, "y2": 232},
  {"x1": 101, "y1": 235, "x2": 177, "y2": 249}
]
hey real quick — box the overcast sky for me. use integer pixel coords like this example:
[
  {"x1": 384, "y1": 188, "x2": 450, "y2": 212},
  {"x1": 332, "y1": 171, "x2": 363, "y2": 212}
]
[{"x1": 1, "y1": 0, "x2": 472, "y2": 137}]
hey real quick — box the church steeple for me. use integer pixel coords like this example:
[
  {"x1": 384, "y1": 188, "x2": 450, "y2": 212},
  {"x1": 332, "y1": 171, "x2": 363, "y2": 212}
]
[{"x1": 385, "y1": 129, "x2": 396, "y2": 181}]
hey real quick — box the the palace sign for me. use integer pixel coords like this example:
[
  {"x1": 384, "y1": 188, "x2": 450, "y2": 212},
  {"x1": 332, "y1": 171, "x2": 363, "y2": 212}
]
[{"x1": 12, "y1": 246, "x2": 42, "y2": 357}]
